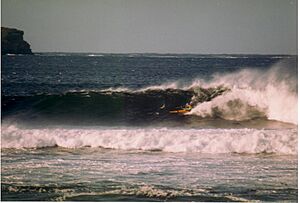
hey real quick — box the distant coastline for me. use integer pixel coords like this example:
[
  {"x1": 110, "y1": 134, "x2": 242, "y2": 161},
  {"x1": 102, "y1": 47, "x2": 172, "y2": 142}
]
[{"x1": 1, "y1": 27, "x2": 32, "y2": 55}]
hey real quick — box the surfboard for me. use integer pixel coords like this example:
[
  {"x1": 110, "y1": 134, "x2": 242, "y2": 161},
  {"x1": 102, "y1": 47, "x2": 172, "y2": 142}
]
[
  {"x1": 169, "y1": 104, "x2": 192, "y2": 114},
  {"x1": 169, "y1": 109, "x2": 191, "y2": 114}
]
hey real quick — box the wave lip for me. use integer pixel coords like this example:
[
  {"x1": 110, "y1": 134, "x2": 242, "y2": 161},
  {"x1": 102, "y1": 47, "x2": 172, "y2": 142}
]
[{"x1": 2, "y1": 125, "x2": 297, "y2": 155}]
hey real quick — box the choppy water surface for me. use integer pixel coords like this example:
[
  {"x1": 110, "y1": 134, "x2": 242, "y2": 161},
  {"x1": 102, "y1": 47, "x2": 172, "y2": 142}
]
[{"x1": 1, "y1": 148, "x2": 297, "y2": 201}]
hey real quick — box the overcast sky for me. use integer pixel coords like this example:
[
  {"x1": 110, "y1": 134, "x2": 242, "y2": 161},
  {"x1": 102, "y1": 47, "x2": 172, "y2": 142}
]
[{"x1": 1, "y1": 0, "x2": 297, "y2": 54}]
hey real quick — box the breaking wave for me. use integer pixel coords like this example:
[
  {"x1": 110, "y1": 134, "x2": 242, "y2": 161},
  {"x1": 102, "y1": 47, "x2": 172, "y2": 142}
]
[
  {"x1": 2, "y1": 59, "x2": 297, "y2": 125},
  {"x1": 74, "y1": 59, "x2": 298, "y2": 125},
  {"x1": 187, "y1": 59, "x2": 297, "y2": 124},
  {"x1": 1, "y1": 125, "x2": 297, "y2": 154},
  {"x1": 97, "y1": 59, "x2": 297, "y2": 125}
]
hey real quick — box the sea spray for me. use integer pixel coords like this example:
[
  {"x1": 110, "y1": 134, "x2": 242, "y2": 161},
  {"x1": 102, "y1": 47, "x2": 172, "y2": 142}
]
[{"x1": 188, "y1": 59, "x2": 298, "y2": 124}]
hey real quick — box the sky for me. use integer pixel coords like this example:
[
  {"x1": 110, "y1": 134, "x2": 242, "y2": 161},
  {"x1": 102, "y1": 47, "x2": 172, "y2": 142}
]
[{"x1": 1, "y1": 0, "x2": 297, "y2": 54}]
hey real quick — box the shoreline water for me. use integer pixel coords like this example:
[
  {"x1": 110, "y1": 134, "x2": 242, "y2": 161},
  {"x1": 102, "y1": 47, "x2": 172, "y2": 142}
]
[{"x1": 2, "y1": 147, "x2": 297, "y2": 201}]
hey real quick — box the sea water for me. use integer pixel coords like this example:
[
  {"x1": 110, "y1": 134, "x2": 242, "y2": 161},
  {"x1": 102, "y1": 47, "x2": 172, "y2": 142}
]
[{"x1": 1, "y1": 53, "x2": 297, "y2": 201}]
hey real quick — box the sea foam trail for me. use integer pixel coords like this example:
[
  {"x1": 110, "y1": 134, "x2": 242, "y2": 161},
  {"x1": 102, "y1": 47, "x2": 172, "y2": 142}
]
[{"x1": 2, "y1": 125, "x2": 297, "y2": 154}]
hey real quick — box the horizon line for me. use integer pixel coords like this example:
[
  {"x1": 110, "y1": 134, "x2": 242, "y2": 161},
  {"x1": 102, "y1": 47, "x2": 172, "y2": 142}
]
[{"x1": 31, "y1": 51, "x2": 298, "y2": 56}]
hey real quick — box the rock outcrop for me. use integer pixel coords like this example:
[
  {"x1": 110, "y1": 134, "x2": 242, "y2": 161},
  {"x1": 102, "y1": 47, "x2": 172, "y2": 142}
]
[{"x1": 1, "y1": 27, "x2": 33, "y2": 55}]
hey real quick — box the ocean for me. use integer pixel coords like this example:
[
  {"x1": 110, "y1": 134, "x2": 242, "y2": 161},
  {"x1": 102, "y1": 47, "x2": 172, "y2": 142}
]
[{"x1": 1, "y1": 53, "x2": 298, "y2": 201}]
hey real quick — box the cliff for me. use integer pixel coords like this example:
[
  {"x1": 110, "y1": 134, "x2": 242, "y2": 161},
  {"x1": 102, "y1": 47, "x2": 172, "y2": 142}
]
[{"x1": 1, "y1": 27, "x2": 33, "y2": 55}]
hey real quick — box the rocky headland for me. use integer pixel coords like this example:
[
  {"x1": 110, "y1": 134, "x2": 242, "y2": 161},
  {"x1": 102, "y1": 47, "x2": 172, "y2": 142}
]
[{"x1": 1, "y1": 27, "x2": 33, "y2": 55}]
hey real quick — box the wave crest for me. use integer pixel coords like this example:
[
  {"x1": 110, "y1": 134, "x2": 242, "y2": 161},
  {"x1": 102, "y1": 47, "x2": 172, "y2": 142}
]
[{"x1": 187, "y1": 60, "x2": 298, "y2": 124}]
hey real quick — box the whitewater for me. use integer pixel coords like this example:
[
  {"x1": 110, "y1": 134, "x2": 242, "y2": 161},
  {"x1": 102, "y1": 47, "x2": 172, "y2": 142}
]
[
  {"x1": 1, "y1": 125, "x2": 297, "y2": 154},
  {"x1": 188, "y1": 60, "x2": 298, "y2": 125}
]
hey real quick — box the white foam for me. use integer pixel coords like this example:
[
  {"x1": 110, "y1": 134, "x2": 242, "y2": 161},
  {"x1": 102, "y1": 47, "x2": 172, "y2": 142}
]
[
  {"x1": 100, "y1": 87, "x2": 132, "y2": 93},
  {"x1": 1, "y1": 125, "x2": 297, "y2": 154},
  {"x1": 87, "y1": 54, "x2": 104, "y2": 57},
  {"x1": 99, "y1": 82, "x2": 180, "y2": 93},
  {"x1": 138, "y1": 82, "x2": 180, "y2": 92},
  {"x1": 187, "y1": 60, "x2": 298, "y2": 124}
]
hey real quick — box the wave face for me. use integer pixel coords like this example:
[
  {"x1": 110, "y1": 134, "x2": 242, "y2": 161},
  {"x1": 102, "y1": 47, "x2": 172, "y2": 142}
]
[
  {"x1": 2, "y1": 89, "x2": 190, "y2": 125},
  {"x1": 2, "y1": 87, "x2": 228, "y2": 126},
  {"x1": 2, "y1": 125, "x2": 297, "y2": 154}
]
